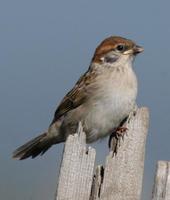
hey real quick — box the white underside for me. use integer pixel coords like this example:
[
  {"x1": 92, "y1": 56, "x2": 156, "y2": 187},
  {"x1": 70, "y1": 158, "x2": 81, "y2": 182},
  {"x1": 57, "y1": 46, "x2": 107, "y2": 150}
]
[{"x1": 61, "y1": 60, "x2": 137, "y2": 143}]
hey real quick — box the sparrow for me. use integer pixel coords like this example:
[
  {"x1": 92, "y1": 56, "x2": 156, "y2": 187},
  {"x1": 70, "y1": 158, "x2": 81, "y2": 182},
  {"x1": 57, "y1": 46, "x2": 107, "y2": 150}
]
[{"x1": 13, "y1": 36, "x2": 143, "y2": 160}]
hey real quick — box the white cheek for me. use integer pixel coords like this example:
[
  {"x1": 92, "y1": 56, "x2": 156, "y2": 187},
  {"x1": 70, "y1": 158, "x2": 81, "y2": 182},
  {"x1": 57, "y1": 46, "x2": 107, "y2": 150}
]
[{"x1": 100, "y1": 57, "x2": 105, "y2": 62}]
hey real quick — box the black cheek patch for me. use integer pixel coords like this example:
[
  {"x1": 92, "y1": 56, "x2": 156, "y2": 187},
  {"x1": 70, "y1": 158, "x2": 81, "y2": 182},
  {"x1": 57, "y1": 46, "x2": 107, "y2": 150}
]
[{"x1": 104, "y1": 55, "x2": 119, "y2": 64}]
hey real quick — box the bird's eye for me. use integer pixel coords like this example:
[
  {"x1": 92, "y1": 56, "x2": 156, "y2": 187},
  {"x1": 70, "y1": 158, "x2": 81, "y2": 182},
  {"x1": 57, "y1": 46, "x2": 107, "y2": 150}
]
[{"x1": 116, "y1": 44, "x2": 125, "y2": 52}]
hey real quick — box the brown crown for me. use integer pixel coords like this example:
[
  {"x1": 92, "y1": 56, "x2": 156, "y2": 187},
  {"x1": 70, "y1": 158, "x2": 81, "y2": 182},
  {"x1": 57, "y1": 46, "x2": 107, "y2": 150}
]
[{"x1": 92, "y1": 36, "x2": 136, "y2": 63}]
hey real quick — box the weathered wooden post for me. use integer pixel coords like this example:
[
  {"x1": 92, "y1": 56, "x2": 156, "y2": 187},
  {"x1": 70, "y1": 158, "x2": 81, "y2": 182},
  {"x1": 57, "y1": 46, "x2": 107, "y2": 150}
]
[
  {"x1": 55, "y1": 123, "x2": 96, "y2": 200},
  {"x1": 152, "y1": 161, "x2": 170, "y2": 200},
  {"x1": 55, "y1": 107, "x2": 149, "y2": 200},
  {"x1": 90, "y1": 107, "x2": 149, "y2": 200}
]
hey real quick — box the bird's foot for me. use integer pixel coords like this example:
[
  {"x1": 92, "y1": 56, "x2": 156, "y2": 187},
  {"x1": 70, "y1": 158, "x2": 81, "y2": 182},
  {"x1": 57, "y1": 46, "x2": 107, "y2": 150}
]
[
  {"x1": 115, "y1": 127, "x2": 128, "y2": 139},
  {"x1": 108, "y1": 126, "x2": 128, "y2": 156}
]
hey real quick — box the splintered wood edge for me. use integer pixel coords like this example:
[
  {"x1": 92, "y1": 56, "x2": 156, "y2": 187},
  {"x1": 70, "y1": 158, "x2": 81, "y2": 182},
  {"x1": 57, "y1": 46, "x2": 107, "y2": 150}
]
[
  {"x1": 90, "y1": 165, "x2": 104, "y2": 200},
  {"x1": 56, "y1": 121, "x2": 96, "y2": 200},
  {"x1": 152, "y1": 160, "x2": 170, "y2": 199}
]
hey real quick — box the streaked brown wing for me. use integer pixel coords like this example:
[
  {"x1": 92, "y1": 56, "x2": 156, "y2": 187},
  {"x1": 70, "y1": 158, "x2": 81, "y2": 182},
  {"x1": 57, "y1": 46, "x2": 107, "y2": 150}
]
[{"x1": 50, "y1": 69, "x2": 96, "y2": 125}]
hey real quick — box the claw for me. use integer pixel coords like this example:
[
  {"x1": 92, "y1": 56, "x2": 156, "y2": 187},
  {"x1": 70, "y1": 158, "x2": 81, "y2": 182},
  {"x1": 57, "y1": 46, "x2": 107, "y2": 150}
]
[
  {"x1": 116, "y1": 127, "x2": 128, "y2": 140},
  {"x1": 108, "y1": 126, "x2": 128, "y2": 156}
]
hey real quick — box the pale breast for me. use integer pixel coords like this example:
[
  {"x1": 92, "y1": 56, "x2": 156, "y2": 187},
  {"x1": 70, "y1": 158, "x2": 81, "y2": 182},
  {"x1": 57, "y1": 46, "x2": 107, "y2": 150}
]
[
  {"x1": 62, "y1": 65, "x2": 137, "y2": 143},
  {"x1": 83, "y1": 66, "x2": 137, "y2": 142}
]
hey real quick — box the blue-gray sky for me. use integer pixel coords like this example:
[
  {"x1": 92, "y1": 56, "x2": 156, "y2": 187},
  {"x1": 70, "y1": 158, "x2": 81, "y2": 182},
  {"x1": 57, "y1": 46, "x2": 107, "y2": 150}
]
[{"x1": 1, "y1": 1, "x2": 170, "y2": 199}]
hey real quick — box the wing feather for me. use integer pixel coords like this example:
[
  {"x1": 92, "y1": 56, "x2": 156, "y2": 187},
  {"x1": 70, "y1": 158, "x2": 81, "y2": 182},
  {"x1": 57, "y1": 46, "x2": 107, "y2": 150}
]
[{"x1": 50, "y1": 69, "x2": 97, "y2": 125}]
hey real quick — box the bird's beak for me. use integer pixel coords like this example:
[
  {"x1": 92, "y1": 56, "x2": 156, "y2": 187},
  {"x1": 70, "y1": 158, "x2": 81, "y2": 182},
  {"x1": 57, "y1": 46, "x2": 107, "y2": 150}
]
[
  {"x1": 123, "y1": 45, "x2": 144, "y2": 55},
  {"x1": 133, "y1": 45, "x2": 144, "y2": 55}
]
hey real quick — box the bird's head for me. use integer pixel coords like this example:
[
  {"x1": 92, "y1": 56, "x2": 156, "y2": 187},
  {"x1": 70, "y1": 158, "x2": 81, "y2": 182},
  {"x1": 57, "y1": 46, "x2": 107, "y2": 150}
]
[{"x1": 92, "y1": 36, "x2": 143, "y2": 66}]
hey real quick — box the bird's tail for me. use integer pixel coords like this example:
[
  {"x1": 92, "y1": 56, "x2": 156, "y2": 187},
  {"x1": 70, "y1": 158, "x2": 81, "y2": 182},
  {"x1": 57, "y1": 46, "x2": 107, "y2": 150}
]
[{"x1": 13, "y1": 132, "x2": 55, "y2": 160}]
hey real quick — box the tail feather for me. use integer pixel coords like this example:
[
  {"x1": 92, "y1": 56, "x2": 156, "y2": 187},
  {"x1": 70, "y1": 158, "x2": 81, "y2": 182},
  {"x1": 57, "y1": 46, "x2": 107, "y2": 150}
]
[{"x1": 13, "y1": 133, "x2": 53, "y2": 160}]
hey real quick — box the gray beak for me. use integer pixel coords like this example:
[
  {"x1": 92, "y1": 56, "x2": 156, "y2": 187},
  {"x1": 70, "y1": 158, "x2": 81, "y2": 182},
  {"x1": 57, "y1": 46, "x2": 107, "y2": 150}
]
[{"x1": 133, "y1": 45, "x2": 144, "y2": 55}]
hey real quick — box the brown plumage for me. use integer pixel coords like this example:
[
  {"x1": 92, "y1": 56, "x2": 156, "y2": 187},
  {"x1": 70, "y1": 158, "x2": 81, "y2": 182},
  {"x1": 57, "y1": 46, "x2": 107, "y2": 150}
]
[
  {"x1": 92, "y1": 36, "x2": 135, "y2": 63},
  {"x1": 13, "y1": 36, "x2": 143, "y2": 160}
]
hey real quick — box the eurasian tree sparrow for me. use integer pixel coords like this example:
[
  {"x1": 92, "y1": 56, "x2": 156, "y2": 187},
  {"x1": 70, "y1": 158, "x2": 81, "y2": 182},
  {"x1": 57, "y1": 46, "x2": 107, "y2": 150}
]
[{"x1": 13, "y1": 36, "x2": 143, "y2": 159}]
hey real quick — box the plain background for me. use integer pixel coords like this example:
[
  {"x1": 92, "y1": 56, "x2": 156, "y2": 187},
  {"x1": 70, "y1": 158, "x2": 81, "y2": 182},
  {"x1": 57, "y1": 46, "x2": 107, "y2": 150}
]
[{"x1": 1, "y1": 1, "x2": 170, "y2": 199}]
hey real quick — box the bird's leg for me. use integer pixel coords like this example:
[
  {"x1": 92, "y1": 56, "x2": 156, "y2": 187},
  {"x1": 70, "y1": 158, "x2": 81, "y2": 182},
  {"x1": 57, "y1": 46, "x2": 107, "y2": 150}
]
[
  {"x1": 108, "y1": 126, "x2": 128, "y2": 155},
  {"x1": 108, "y1": 118, "x2": 129, "y2": 155},
  {"x1": 108, "y1": 130, "x2": 119, "y2": 155},
  {"x1": 108, "y1": 107, "x2": 137, "y2": 155},
  {"x1": 115, "y1": 126, "x2": 128, "y2": 140}
]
